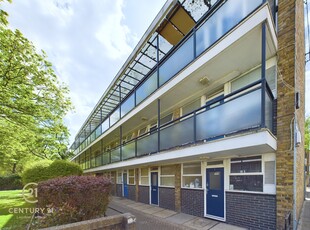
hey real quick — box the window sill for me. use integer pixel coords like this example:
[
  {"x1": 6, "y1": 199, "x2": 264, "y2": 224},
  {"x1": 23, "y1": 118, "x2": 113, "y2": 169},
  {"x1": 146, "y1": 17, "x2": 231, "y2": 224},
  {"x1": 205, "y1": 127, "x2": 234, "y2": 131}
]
[
  {"x1": 181, "y1": 187, "x2": 203, "y2": 190},
  {"x1": 225, "y1": 190, "x2": 275, "y2": 195}
]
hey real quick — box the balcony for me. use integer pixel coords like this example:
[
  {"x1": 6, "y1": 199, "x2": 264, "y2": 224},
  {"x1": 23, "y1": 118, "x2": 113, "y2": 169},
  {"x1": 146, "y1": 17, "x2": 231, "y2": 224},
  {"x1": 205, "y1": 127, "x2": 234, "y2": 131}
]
[
  {"x1": 78, "y1": 79, "x2": 275, "y2": 170},
  {"x1": 72, "y1": 0, "x2": 268, "y2": 155}
]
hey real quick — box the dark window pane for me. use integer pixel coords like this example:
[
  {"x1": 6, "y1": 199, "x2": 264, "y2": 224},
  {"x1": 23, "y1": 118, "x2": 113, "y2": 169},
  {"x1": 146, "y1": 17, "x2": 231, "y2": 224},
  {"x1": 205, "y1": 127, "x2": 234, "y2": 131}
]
[{"x1": 230, "y1": 175, "x2": 263, "y2": 192}]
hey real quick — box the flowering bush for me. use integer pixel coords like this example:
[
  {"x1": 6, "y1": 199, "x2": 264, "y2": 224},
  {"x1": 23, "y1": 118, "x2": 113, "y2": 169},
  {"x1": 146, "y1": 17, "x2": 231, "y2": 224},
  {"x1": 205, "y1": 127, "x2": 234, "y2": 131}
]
[{"x1": 37, "y1": 175, "x2": 112, "y2": 226}]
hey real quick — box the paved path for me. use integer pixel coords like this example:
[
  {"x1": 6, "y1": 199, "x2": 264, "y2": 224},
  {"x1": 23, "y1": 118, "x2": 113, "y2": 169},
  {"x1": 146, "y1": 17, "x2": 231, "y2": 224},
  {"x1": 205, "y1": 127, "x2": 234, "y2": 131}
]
[
  {"x1": 297, "y1": 187, "x2": 310, "y2": 230},
  {"x1": 106, "y1": 197, "x2": 245, "y2": 230}
]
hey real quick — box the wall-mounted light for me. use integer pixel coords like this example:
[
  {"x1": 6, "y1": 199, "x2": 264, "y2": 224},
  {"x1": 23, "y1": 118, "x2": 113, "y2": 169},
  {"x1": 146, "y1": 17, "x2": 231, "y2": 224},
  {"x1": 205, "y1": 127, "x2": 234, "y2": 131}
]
[{"x1": 199, "y1": 76, "x2": 210, "y2": 86}]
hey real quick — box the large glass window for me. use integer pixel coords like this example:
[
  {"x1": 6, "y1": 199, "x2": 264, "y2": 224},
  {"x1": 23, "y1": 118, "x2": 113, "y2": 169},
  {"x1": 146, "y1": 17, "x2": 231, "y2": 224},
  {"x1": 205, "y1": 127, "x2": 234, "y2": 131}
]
[
  {"x1": 229, "y1": 156, "x2": 263, "y2": 192},
  {"x1": 182, "y1": 162, "x2": 202, "y2": 189},
  {"x1": 160, "y1": 165, "x2": 175, "y2": 187},
  {"x1": 140, "y1": 168, "x2": 149, "y2": 185},
  {"x1": 231, "y1": 68, "x2": 260, "y2": 92}
]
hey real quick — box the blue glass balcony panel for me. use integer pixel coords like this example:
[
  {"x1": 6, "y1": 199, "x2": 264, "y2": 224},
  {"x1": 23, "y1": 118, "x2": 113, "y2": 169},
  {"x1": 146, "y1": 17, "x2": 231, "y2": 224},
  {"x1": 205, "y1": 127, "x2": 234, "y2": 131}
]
[
  {"x1": 196, "y1": 0, "x2": 263, "y2": 56},
  {"x1": 160, "y1": 117, "x2": 194, "y2": 150},
  {"x1": 159, "y1": 35, "x2": 194, "y2": 86},
  {"x1": 95, "y1": 126, "x2": 102, "y2": 138},
  {"x1": 137, "y1": 133, "x2": 158, "y2": 156},
  {"x1": 101, "y1": 119, "x2": 109, "y2": 133},
  {"x1": 196, "y1": 89, "x2": 262, "y2": 141},
  {"x1": 122, "y1": 141, "x2": 136, "y2": 160},
  {"x1": 110, "y1": 108, "x2": 120, "y2": 126},
  {"x1": 136, "y1": 71, "x2": 158, "y2": 105},
  {"x1": 265, "y1": 91, "x2": 273, "y2": 131},
  {"x1": 102, "y1": 152, "x2": 110, "y2": 165},
  {"x1": 121, "y1": 93, "x2": 135, "y2": 118},
  {"x1": 111, "y1": 148, "x2": 120, "y2": 163}
]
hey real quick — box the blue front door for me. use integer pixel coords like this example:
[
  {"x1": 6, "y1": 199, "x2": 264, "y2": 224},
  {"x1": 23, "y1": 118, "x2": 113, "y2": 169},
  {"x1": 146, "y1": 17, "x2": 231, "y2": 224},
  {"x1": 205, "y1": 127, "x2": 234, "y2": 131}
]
[
  {"x1": 206, "y1": 168, "x2": 224, "y2": 219},
  {"x1": 123, "y1": 173, "x2": 128, "y2": 198},
  {"x1": 151, "y1": 172, "x2": 158, "y2": 205}
]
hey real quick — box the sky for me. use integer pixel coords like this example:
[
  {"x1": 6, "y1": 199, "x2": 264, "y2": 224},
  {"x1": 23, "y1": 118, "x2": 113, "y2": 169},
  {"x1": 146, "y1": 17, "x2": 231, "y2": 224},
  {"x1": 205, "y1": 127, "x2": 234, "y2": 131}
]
[
  {"x1": 2, "y1": 0, "x2": 310, "y2": 145},
  {"x1": 2, "y1": 0, "x2": 166, "y2": 144}
]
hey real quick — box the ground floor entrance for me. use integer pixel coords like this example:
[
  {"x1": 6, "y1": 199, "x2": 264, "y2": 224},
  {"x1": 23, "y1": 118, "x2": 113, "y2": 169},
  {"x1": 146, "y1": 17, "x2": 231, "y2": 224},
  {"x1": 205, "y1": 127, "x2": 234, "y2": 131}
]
[{"x1": 206, "y1": 167, "x2": 225, "y2": 220}]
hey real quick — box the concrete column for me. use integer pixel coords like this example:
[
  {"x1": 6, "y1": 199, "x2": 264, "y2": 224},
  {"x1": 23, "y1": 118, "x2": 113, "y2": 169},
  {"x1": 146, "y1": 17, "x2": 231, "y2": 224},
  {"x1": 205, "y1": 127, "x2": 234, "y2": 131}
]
[{"x1": 175, "y1": 164, "x2": 181, "y2": 212}]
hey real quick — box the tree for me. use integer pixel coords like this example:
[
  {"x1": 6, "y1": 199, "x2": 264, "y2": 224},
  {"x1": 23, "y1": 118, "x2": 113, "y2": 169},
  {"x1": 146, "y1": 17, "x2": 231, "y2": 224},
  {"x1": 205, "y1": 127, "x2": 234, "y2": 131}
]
[{"x1": 0, "y1": 1, "x2": 73, "y2": 173}]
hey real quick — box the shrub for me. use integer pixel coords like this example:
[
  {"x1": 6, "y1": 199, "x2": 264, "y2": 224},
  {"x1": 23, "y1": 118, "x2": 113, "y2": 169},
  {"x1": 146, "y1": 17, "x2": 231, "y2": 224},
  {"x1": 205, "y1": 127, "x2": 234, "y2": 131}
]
[
  {"x1": 22, "y1": 160, "x2": 53, "y2": 185},
  {"x1": 48, "y1": 160, "x2": 83, "y2": 178},
  {"x1": 0, "y1": 174, "x2": 23, "y2": 190},
  {"x1": 37, "y1": 176, "x2": 112, "y2": 227},
  {"x1": 22, "y1": 160, "x2": 82, "y2": 185}
]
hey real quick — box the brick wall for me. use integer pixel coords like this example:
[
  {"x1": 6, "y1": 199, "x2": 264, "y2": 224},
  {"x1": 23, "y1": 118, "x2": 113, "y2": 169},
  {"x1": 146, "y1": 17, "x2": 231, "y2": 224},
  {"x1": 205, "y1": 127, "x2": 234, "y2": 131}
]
[
  {"x1": 138, "y1": 186, "x2": 150, "y2": 204},
  {"x1": 181, "y1": 189, "x2": 204, "y2": 217},
  {"x1": 277, "y1": 0, "x2": 305, "y2": 228},
  {"x1": 175, "y1": 164, "x2": 181, "y2": 212},
  {"x1": 159, "y1": 187, "x2": 175, "y2": 210},
  {"x1": 128, "y1": 185, "x2": 136, "y2": 201},
  {"x1": 116, "y1": 184, "x2": 122, "y2": 197},
  {"x1": 226, "y1": 192, "x2": 276, "y2": 230}
]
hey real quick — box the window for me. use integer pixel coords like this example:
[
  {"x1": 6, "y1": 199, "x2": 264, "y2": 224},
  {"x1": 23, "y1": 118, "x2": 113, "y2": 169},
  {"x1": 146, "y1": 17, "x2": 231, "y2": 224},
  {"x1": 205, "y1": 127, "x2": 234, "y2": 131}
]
[
  {"x1": 160, "y1": 165, "x2": 175, "y2": 187},
  {"x1": 231, "y1": 68, "x2": 260, "y2": 92},
  {"x1": 182, "y1": 99, "x2": 201, "y2": 116},
  {"x1": 128, "y1": 169, "x2": 135, "y2": 185},
  {"x1": 265, "y1": 161, "x2": 275, "y2": 184},
  {"x1": 160, "y1": 113, "x2": 173, "y2": 125},
  {"x1": 149, "y1": 123, "x2": 157, "y2": 134},
  {"x1": 117, "y1": 171, "x2": 122, "y2": 184},
  {"x1": 139, "y1": 127, "x2": 147, "y2": 136},
  {"x1": 229, "y1": 156, "x2": 263, "y2": 192},
  {"x1": 140, "y1": 168, "x2": 149, "y2": 185},
  {"x1": 182, "y1": 162, "x2": 202, "y2": 188}
]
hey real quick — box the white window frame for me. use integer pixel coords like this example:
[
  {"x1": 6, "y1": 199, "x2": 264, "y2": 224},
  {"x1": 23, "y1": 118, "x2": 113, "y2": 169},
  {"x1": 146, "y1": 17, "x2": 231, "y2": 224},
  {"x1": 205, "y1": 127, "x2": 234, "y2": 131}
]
[
  {"x1": 228, "y1": 153, "x2": 276, "y2": 194},
  {"x1": 117, "y1": 171, "x2": 122, "y2": 184},
  {"x1": 182, "y1": 162, "x2": 202, "y2": 189},
  {"x1": 139, "y1": 167, "x2": 149, "y2": 186},
  {"x1": 128, "y1": 169, "x2": 135, "y2": 185},
  {"x1": 160, "y1": 165, "x2": 175, "y2": 187}
]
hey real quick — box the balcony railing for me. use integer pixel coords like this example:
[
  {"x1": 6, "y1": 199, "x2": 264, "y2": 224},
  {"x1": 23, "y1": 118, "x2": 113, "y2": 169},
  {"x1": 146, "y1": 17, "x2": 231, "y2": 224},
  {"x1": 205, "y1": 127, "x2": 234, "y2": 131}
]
[
  {"x1": 78, "y1": 80, "x2": 275, "y2": 170},
  {"x1": 73, "y1": 0, "x2": 265, "y2": 154}
]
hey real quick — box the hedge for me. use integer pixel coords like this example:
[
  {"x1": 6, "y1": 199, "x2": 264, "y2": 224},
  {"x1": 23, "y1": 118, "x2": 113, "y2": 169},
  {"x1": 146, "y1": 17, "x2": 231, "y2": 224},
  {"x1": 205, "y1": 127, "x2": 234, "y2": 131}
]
[
  {"x1": 22, "y1": 160, "x2": 82, "y2": 185},
  {"x1": 0, "y1": 174, "x2": 23, "y2": 190},
  {"x1": 37, "y1": 176, "x2": 112, "y2": 227}
]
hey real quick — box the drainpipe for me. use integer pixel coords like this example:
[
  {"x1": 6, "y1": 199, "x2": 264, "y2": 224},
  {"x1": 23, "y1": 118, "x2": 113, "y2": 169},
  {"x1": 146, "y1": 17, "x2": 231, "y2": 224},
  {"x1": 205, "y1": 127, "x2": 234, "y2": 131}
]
[{"x1": 293, "y1": 115, "x2": 297, "y2": 230}]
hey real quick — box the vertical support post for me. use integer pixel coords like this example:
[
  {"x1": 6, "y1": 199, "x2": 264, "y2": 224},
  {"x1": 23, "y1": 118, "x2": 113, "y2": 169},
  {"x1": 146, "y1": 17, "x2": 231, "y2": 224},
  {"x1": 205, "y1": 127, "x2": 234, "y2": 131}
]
[
  {"x1": 120, "y1": 126, "x2": 123, "y2": 161},
  {"x1": 157, "y1": 99, "x2": 160, "y2": 153},
  {"x1": 194, "y1": 111, "x2": 197, "y2": 143},
  {"x1": 119, "y1": 85, "x2": 122, "y2": 118},
  {"x1": 156, "y1": 35, "x2": 160, "y2": 89},
  {"x1": 193, "y1": 27, "x2": 197, "y2": 58},
  {"x1": 101, "y1": 139, "x2": 103, "y2": 166},
  {"x1": 261, "y1": 22, "x2": 266, "y2": 128}
]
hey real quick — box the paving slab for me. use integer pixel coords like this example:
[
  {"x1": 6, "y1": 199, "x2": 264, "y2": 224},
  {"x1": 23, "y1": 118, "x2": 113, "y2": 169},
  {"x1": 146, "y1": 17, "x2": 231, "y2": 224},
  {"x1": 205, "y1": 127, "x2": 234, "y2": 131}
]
[
  {"x1": 298, "y1": 200, "x2": 310, "y2": 230},
  {"x1": 127, "y1": 202, "x2": 145, "y2": 208},
  {"x1": 166, "y1": 213, "x2": 196, "y2": 224},
  {"x1": 210, "y1": 223, "x2": 246, "y2": 230},
  {"x1": 183, "y1": 217, "x2": 218, "y2": 229},
  {"x1": 152, "y1": 209, "x2": 177, "y2": 218},
  {"x1": 120, "y1": 199, "x2": 136, "y2": 205},
  {"x1": 132, "y1": 204, "x2": 153, "y2": 211},
  {"x1": 141, "y1": 206, "x2": 165, "y2": 214}
]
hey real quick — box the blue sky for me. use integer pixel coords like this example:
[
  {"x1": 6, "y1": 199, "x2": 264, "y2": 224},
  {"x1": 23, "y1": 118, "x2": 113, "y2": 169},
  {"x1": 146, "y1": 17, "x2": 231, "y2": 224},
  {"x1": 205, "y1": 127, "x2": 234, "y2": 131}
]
[
  {"x1": 2, "y1": 0, "x2": 166, "y2": 144},
  {"x1": 2, "y1": 0, "x2": 310, "y2": 145}
]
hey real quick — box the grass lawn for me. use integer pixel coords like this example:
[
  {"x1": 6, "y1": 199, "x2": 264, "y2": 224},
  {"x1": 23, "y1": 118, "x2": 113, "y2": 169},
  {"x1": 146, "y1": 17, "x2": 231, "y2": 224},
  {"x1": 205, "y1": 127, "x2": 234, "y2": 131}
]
[{"x1": 0, "y1": 190, "x2": 34, "y2": 230}]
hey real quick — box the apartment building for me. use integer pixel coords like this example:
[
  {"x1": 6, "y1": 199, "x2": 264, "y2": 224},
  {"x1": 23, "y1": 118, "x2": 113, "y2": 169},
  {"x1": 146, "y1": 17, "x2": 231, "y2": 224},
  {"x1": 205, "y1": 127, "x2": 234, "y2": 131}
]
[{"x1": 70, "y1": 0, "x2": 305, "y2": 229}]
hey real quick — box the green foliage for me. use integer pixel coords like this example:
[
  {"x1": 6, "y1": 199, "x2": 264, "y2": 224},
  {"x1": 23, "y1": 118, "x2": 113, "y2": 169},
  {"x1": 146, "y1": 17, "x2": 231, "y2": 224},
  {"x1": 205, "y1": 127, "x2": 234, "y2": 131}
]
[
  {"x1": 0, "y1": 1, "x2": 73, "y2": 174},
  {"x1": 21, "y1": 160, "x2": 53, "y2": 184},
  {"x1": 37, "y1": 176, "x2": 112, "y2": 227},
  {"x1": 22, "y1": 160, "x2": 82, "y2": 184},
  {"x1": 0, "y1": 174, "x2": 23, "y2": 190},
  {"x1": 48, "y1": 160, "x2": 83, "y2": 178}
]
